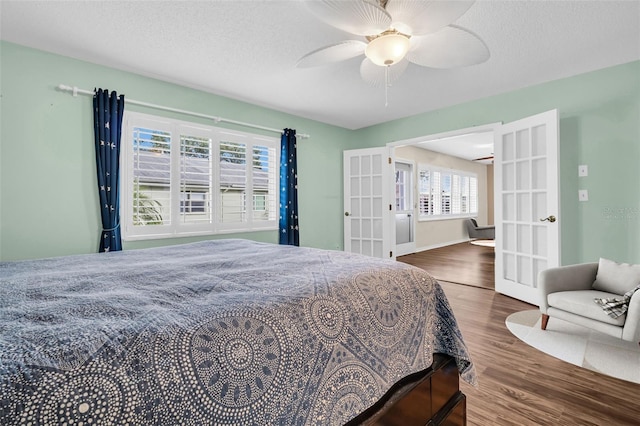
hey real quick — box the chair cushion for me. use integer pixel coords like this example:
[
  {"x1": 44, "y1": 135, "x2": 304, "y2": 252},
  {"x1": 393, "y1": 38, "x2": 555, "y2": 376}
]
[
  {"x1": 548, "y1": 290, "x2": 626, "y2": 326},
  {"x1": 592, "y1": 258, "x2": 640, "y2": 295}
]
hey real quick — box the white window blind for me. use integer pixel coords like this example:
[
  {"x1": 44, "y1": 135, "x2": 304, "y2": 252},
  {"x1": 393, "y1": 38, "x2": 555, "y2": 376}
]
[
  {"x1": 180, "y1": 133, "x2": 212, "y2": 225},
  {"x1": 122, "y1": 112, "x2": 280, "y2": 240},
  {"x1": 252, "y1": 143, "x2": 277, "y2": 222},
  {"x1": 433, "y1": 171, "x2": 442, "y2": 215},
  {"x1": 418, "y1": 165, "x2": 478, "y2": 220},
  {"x1": 419, "y1": 171, "x2": 431, "y2": 215},
  {"x1": 219, "y1": 140, "x2": 247, "y2": 224},
  {"x1": 132, "y1": 127, "x2": 172, "y2": 228},
  {"x1": 452, "y1": 175, "x2": 461, "y2": 214},
  {"x1": 470, "y1": 177, "x2": 478, "y2": 214}
]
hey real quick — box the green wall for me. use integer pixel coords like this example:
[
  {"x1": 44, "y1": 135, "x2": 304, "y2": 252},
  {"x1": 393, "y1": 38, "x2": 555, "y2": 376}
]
[
  {"x1": 0, "y1": 41, "x2": 351, "y2": 261},
  {"x1": 353, "y1": 61, "x2": 640, "y2": 265},
  {"x1": 1, "y1": 41, "x2": 638, "y2": 265}
]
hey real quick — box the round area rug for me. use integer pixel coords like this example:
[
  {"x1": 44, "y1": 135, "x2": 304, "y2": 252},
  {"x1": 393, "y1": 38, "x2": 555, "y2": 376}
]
[{"x1": 505, "y1": 310, "x2": 640, "y2": 385}]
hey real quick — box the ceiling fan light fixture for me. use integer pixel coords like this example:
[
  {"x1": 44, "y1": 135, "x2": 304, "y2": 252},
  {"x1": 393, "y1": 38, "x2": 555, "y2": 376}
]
[{"x1": 365, "y1": 31, "x2": 410, "y2": 66}]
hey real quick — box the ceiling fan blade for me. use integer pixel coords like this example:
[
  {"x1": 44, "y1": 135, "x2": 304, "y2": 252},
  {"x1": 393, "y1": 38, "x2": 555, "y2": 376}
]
[
  {"x1": 360, "y1": 57, "x2": 409, "y2": 87},
  {"x1": 296, "y1": 40, "x2": 367, "y2": 68},
  {"x1": 385, "y1": 0, "x2": 476, "y2": 35},
  {"x1": 473, "y1": 155, "x2": 494, "y2": 161},
  {"x1": 407, "y1": 26, "x2": 490, "y2": 69},
  {"x1": 303, "y1": 0, "x2": 391, "y2": 36}
]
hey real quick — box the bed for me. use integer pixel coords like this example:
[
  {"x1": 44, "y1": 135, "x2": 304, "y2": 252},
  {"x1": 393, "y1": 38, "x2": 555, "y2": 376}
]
[{"x1": 0, "y1": 239, "x2": 476, "y2": 425}]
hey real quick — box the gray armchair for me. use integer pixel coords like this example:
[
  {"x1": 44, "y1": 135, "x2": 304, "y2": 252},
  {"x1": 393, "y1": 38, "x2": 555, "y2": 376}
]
[
  {"x1": 464, "y1": 218, "x2": 495, "y2": 240},
  {"x1": 539, "y1": 261, "x2": 640, "y2": 344}
]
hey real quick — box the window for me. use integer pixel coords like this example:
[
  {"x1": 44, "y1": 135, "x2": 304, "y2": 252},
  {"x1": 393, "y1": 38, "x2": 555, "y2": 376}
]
[
  {"x1": 253, "y1": 194, "x2": 267, "y2": 212},
  {"x1": 418, "y1": 165, "x2": 477, "y2": 220},
  {"x1": 181, "y1": 191, "x2": 207, "y2": 213},
  {"x1": 121, "y1": 112, "x2": 279, "y2": 240},
  {"x1": 395, "y1": 162, "x2": 412, "y2": 212}
]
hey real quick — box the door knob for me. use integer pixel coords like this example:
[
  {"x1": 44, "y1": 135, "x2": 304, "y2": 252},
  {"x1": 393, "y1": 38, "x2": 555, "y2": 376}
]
[
  {"x1": 344, "y1": 212, "x2": 350, "y2": 217},
  {"x1": 540, "y1": 215, "x2": 556, "y2": 223}
]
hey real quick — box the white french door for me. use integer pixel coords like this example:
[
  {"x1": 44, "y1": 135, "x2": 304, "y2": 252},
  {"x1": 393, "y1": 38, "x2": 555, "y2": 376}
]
[
  {"x1": 494, "y1": 109, "x2": 560, "y2": 305},
  {"x1": 343, "y1": 147, "x2": 395, "y2": 259}
]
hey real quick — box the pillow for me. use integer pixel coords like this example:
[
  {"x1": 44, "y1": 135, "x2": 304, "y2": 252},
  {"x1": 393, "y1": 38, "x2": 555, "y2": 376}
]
[{"x1": 592, "y1": 258, "x2": 640, "y2": 295}]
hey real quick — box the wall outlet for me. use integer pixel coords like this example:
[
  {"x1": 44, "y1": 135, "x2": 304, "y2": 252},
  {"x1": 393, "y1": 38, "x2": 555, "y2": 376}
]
[
  {"x1": 579, "y1": 190, "x2": 589, "y2": 201},
  {"x1": 578, "y1": 165, "x2": 588, "y2": 177}
]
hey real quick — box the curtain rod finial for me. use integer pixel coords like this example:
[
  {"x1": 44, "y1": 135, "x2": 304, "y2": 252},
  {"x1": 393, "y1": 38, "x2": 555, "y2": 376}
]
[{"x1": 58, "y1": 84, "x2": 79, "y2": 97}]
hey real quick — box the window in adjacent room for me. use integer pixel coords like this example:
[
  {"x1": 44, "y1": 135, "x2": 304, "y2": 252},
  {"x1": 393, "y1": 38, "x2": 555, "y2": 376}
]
[
  {"x1": 418, "y1": 166, "x2": 477, "y2": 220},
  {"x1": 121, "y1": 112, "x2": 279, "y2": 240}
]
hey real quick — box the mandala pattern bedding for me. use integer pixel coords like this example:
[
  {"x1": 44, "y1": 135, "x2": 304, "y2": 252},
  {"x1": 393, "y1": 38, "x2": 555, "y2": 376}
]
[{"x1": 0, "y1": 239, "x2": 476, "y2": 425}]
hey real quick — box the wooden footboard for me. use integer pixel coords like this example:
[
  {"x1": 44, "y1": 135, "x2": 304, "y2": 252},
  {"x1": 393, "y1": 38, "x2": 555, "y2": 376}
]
[{"x1": 347, "y1": 354, "x2": 466, "y2": 426}]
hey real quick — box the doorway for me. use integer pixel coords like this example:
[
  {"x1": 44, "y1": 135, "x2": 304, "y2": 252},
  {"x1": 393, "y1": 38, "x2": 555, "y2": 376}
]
[
  {"x1": 388, "y1": 111, "x2": 560, "y2": 305},
  {"x1": 342, "y1": 111, "x2": 560, "y2": 305},
  {"x1": 390, "y1": 123, "x2": 499, "y2": 257}
]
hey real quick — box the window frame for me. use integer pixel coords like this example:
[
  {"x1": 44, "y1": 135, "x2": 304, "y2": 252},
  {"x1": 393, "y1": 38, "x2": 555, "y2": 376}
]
[
  {"x1": 121, "y1": 111, "x2": 280, "y2": 241},
  {"x1": 418, "y1": 164, "x2": 478, "y2": 221}
]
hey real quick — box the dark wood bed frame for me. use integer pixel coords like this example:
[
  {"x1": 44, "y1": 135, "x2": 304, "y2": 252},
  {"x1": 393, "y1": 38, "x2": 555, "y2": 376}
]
[{"x1": 346, "y1": 354, "x2": 466, "y2": 426}]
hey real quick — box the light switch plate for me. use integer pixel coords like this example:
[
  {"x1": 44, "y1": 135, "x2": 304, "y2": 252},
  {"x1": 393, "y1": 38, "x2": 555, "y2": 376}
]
[
  {"x1": 579, "y1": 190, "x2": 589, "y2": 201},
  {"x1": 579, "y1": 165, "x2": 588, "y2": 177}
]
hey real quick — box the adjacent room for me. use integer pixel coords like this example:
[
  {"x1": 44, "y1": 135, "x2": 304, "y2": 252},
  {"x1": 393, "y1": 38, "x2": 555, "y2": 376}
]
[{"x1": 1, "y1": 1, "x2": 639, "y2": 425}]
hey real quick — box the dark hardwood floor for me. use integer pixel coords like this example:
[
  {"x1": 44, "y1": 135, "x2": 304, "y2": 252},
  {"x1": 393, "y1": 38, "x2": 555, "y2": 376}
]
[
  {"x1": 441, "y1": 282, "x2": 640, "y2": 425},
  {"x1": 398, "y1": 242, "x2": 494, "y2": 289},
  {"x1": 399, "y1": 242, "x2": 640, "y2": 425}
]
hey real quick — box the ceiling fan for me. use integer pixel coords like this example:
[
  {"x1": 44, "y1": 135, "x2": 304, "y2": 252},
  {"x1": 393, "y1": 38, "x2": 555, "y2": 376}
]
[{"x1": 296, "y1": 0, "x2": 490, "y2": 88}]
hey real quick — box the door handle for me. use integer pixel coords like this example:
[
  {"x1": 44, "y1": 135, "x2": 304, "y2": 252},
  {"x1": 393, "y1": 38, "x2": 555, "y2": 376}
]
[
  {"x1": 540, "y1": 215, "x2": 556, "y2": 223},
  {"x1": 344, "y1": 212, "x2": 350, "y2": 217}
]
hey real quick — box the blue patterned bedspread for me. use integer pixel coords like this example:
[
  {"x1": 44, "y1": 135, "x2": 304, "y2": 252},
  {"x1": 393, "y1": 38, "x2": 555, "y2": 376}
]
[{"x1": 0, "y1": 239, "x2": 476, "y2": 425}]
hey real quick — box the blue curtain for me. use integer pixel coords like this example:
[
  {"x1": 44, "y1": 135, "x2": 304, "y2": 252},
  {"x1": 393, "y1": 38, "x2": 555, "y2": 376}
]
[
  {"x1": 93, "y1": 89, "x2": 125, "y2": 252},
  {"x1": 279, "y1": 128, "x2": 299, "y2": 246}
]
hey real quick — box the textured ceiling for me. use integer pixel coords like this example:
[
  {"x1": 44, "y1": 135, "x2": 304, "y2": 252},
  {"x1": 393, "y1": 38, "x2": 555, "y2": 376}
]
[{"x1": 1, "y1": 0, "x2": 639, "y2": 135}]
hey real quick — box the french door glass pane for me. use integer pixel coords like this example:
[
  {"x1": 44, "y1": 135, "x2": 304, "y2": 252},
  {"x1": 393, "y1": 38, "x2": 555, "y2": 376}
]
[
  {"x1": 532, "y1": 158, "x2": 546, "y2": 190},
  {"x1": 517, "y1": 255, "x2": 532, "y2": 286},
  {"x1": 503, "y1": 133, "x2": 515, "y2": 161},
  {"x1": 361, "y1": 176, "x2": 371, "y2": 196},
  {"x1": 531, "y1": 124, "x2": 546, "y2": 156},
  {"x1": 517, "y1": 224, "x2": 531, "y2": 254},
  {"x1": 362, "y1": 198, "x2": 372, "y2": 217},
  {"x1": 516, "y1": 160, "x2": 530, "y2": 190},
  {"x1": 516, "y1": 193, "x2": 530, "y2": 222},
  {"x1": 532, "y1": 225, "x2": 547, "y2": 257},
  {"x1": 373, "y1": 198, "x2": 382, "y2": 218},
  {"x1": 503, "y1": 163, "x2": 515, "y2": 191},
  {"x1": 516, "y1": 129, "x2": 530, "y2": 159},
  {"x1": 351, "y1": 177, "x2": 360, "y2": 196},
  {"x1": 532, "y1": 192, "x2": 546, "y2": 221},
  {"x1": 351, "y1": 219, "x2": 360, "y2": 238}
]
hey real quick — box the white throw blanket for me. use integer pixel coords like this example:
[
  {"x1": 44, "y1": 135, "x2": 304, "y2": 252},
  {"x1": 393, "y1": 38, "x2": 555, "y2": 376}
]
[{"x1": 594, "y1": 283, "x2": 640, "y2": 318}]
